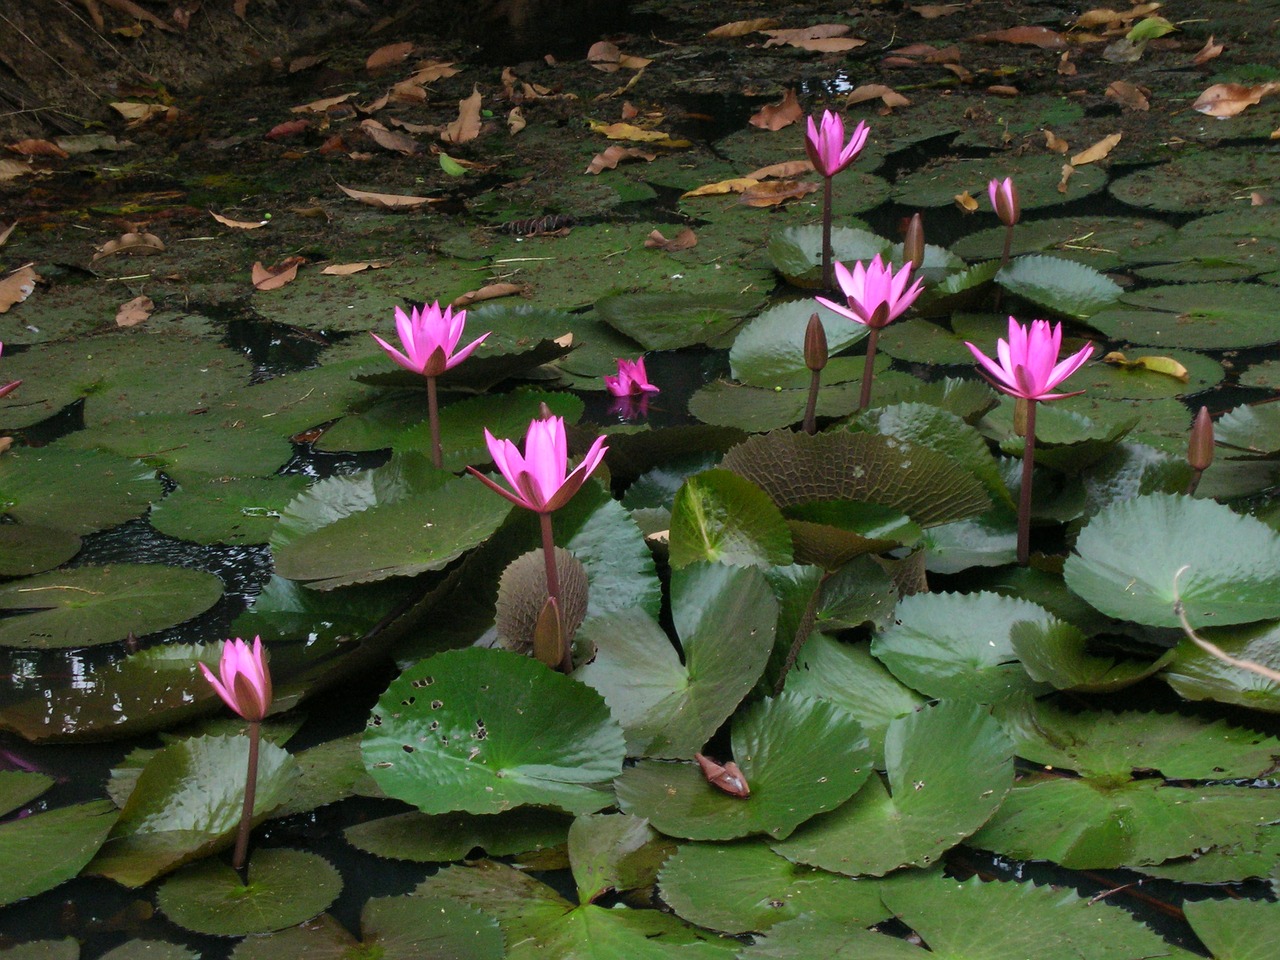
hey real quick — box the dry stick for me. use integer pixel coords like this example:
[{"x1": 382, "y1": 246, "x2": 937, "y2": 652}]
[
  {"x1": 1017, "y1": 399, "x2": 1037, "y2": 565},
  {"x1": 1173, "y1": 565, "x2": 1280, "y2": 684},
  {"x1": 426, "y1": 374, "x2": 442, "y2": 469},
  {"x1": 233, "y1": 720, "x2": 261, "y2": 877}
]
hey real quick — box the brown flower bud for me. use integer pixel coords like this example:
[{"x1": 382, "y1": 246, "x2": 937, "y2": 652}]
[
  {"x1": 804, "y1": 313, "x2": 828, "y2": 372},
  {"x1": 695, "y1": 753, "x2": 750, "y2": 798},
  {"x1": 1188, "y1": 405, "x2": 1215, "y2": 473},
  {"x1": 903, "y1": 213, "x2": 925, "y2": 271}
]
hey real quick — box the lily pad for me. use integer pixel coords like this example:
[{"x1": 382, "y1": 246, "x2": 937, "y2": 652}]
[
  {"x1": 149, "y1": 476, "x2": 309, "y2": 545},
  {"x1": 0, "y1": 446, "x2": 160, "y2": 535},
  {"x1": 949, "y1": 216, "x2": 1175, "y2": 271},
  {"x1": 594, "y1": 291, "x2": 763, "y2": 350},
  {"x1": 1087, "y1": 283, "x2": 1280, "y2": 350},
  {"x1": 1110, "y1": 146, "x2": 1280, "y2": 213},
  {"x1": 767, "y1": 225, "x2": 892, "y2": 288},
  {"x1": 0, "y1": 800, "x2": 118, "y2": 907},
  {"x1": 0, "y1": 771, "x2": 54, "y2": 817},
  {"x1": 669, "y1": 469, "x2": 793, "y2": 569},
  {"x1": 157, "y1": 847, "x2": 341, "y2": 936},
  {"x1": 0, "y1": 524, "x2": 81, "y2": 577},
  {"x1": 0, "y1": 564, "x2": 224, "y2": 650},
  {"x1": 568, "y1": 812, "x2": 672, "y2": 903},
  {"x1": 1011, "y1": 618, "x2": 1172, "y2": 693},
  {"x1": 772, "y1": 700, "x2": 1013, "y2": 876},
  {"x1": 892, "y1": 154, "x2": 1106, "y2": 210},
  {"x1": 1184, "y1": 898, "x2": 1280, "y2": 960},
  {"x1": 614, "y1": 692, "x2": 871, "y2": 840},
  {"x1": 688, "y1": 378, "x2": 863, "y2": 433},
  {"x1": 1064, "y1": 493, "x2": 1280, "y2": 629},
  {"x1": 1161, "y1": 619, "x2": 1280, "y2": 713},
  {"x1": 995, "y1": 255, "x2": 1121, "y2": 320},
  {"x1": 729, "y1": 299, "x2": 869, "y2": 388},
  {"x1": 363, "y1": 647, "x2": 624, "y2": 816},
  {"x1": 344, "y1": 808, "x2": 572, "y2": 862}
]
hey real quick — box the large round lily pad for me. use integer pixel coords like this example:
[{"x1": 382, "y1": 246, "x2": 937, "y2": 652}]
[
  {"x1": 995, "y1": 255, "x2": 1121, "y2": 320},
  {"x1": 0, "y1": 800, "x2": 118, "y2": 907},
  {"x1": 0, "y1": 446, "x2": 160, "y2": 535},
  {"x1": 1086, "y1": 283, "x2": 1280, "y2": 350},
  {"x1": 1110, "y1": 146, "x2": 1280, "y2": 213},
  {"x1": 363, "y1": 647, "x2": 624, "y2": 815},
  {"x1": 892, "y1": 154, "x2": 1106, "y2": 209}
]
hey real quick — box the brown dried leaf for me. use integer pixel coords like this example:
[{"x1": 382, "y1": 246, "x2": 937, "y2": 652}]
[
  {"x1": 336, "y1": 184, "x2": 438, "y2": 211},
  {"x1": 909, "y1": 3, "x2": 965, "y2": 16},
  {"x1": 0, "y1": 223, "x2": 14, "y2": 248},
  {"x1": 1043, "y1": 129, "x2": 1070, "y2": 153},
  {"x1": 1058, "y1": 52, "x2": 1078, "y2": 76},
  {"x1": 109, "y1": 102, "x2": 174, "y2": 126},
  {"x1": 681, "y1": 178, "x2": 759, "y2": 199},
  {"x1": 954, "y1": 191, "x2": 979, "y2": 213},
  {"x1": 987, "y1": 85, "x2": 1020, "y2": 97},
  {"x1": 749, "y1": 89, "x2": 803, "y2": 131},
  {"x1": 54, "y1": 134, "x2": 132, "y2": 154},
  {"x1": 6, "y1": 139, "x2": 69, "y2": 159},
  {"x1": 451, "y1": 282, "x2": 528, "y2": 308},
  {"x1": 618, "y1": 53, "x2": 653, "y2": 70},
  {"x1": 744, "y1": 159, "x2": 813, "y2": 180},
  {"x1": 210, "y1": 211, "x2": 269, "y2": 230},
  {"x1": 92, "y1": 232, "x2": 164, "y2": 261},
  {"x1": 1058, "y1": 163, "x2": 1076, "y2": 194},
  {"x1": 1070, "y1": 133, "x2": 1121, "y2": 165},
  {"x1": 644, "y1": 227, "x2": 698, "y2": 251},
  {"x1": 846, "y1": 84, "x2": 911, "y2": 109},
  {"x1": 584, "y1": 144, "x2": 658, "y2": 174},
  {"x1": 706, "y1": 18, "x2": 780, "y2": 38},
  {"x1": 739, "y1": 180, "x2": 819, "y2": 207},
  {"x1": 388, "y1": 81, "x2": 427, "y2": 104},
  {"x1": 361, "y1": 119, "x2": 421, "y2": 155},
  {"x1": 786, "y1": 37, "x2": 867, "y2": 53},
  {"x1": 972, "y1": 25, "x2": 1068, "y2": 49},
  {"x1": 321, "y1": 261, "x2": 390, "y2": 275},
  {"x1": 387, "y1": 117, "x2": 438, "y2": 135},
  {"x1": 587, "y1": 41, "x2": 622, "y2": 72},
  {"x1": 508, "y1": 107, "x2": 527, "y2": 135},
  {"x1": 925, "y1": 44, "x2": 963, "y2": 63},
  {"x1": 0, "y1": 265, "x2": 39, "y2": 313},
  {"x1": 366, "y1": 41, "x2": 414, "y2": 71},
  {"x1": 115, "y1": 295, "x2": 154, "y2": 327},
  {"x1": 1106, "y1": 80, "x2": 1149, "y2": 111},
  {"x1": 1191, "y1": 35, "x2": 1223, "y2": 65},
  {"x1": 762, "y1": 24, "x2": 850, "y2": 46},
  {"x1": 252, "y1": 258, "x2": 303, "y2": 291},
  {"x1": 409, "y1": 61, "x2": 460, "y2": 84},
  {"x1": 101, "y1": 0, "x2": 173, "y2": 31},
  {"x1": 1193, "y1": 82, "x2": 1280, "y2": 118},
  {"x1": 0, "y1": 159, "x2": 34, "y2": 182},
  {"x1": 291, "y1": 92, "x2": 357, "y2": 114},
  {"x1": 441, "y1": 86, "x2": 482, "y2": 144},
  {"x1": 233, "y1": 0, "x2": 247, "y2": 16},
  {"x1": 266, "y1": 119, "x2": 310, "y2": 140},
  {"x1": 289, "y1": 54, "x2": 326, "y2": 73},
  {"x1": 1252, "y1": 192, "x2": 1271, "y2": 206}
]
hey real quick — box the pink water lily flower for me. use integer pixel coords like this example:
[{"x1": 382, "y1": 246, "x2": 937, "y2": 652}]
[
  {"x1": 371, "y1": 302, "x2": 489, "y2": 378},
  {"x1": 966, "y1": 317, "x2": 1094, "y2": 402},
  {"x1": 988, "y1": 176, "x2": 1020, "y2": 227},
  {"x1": 468, "y1": 415, "x2": 608, "y2": 514},
  {"x1": 200, "y1": 636, "x2": 273, "y2": 723},
  {"x1": 804, "y1": 110, "x2": 870, "y2": 178},
  {"x1": 604, "y1": 357, "x2": 660, "y2": 397},
  {"x1": 815, "y1": 255, "x2": 924, "y2": 330}
]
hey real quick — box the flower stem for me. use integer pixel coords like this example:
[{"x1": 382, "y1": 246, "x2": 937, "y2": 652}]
[
  {"x1": 426, "y1": 375, "x2": 442, "y2": 470},
  {"x1": 858, "y1": 328, "x2": 879, "y2": 411},
  {"x1": 821, "y1": 176, "x2": 834, "y2": 291},
  {"x1": 1000, "y1": 223, "x2": 1014, "y2": 270},
  {"x1": 803, "y1": 369, "x2": 822, "y2": 435},
  {"x1": 1017, "y1": 399, "x2": 1037, "y2": 566},
  {"x1": 539, "y1": 512, "x2": 570, "y2": 672},
  {"x1": 233, "y1": 720, "x2": 260, "y2": 877}
]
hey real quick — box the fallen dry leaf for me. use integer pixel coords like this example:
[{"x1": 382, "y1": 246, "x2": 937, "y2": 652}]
[
  {"x1": 1058, "y1": 163, "x2": 1076, "y2": 194},
  {"x1": 1193, "y1": 82, "x2": 1280, "y2": 118},
  {"x1": 1071, "y1": 132, "x2": 1122, "y2": 165},
  {"x1": 0, "y1": 265, "x2": 39, "y2": 313},
  {"x1": 644, "y1": 227, "x2": 697, "y2": 251},
  {"x1": 749, "y1": 89, "x2": 803, "y2": 130},
  {"x1": 252, "y1": 258, "x2": 303, "y2": 292},
  {"x1": 1101, "y1": 351, "x2": 1189, "y2": 381},
  {"x1": 115, "y1": 295, "x2": 154, "y2": 327},
  {"x1": 361, "y1": 119, "x2": 421, "y2": 155},
  {"x1": 788, "y1": 37, "x2": 868, "y2": 53},
  {"x1": 1073, "y1": 3, "x2": 1160, "y2": 31},
  {"x1": 762, "y1": 23, "x2": 850, "y2": 46},
  {"x1": 291, "y1": 92, "x2": 357, "y2": 114},
  {"x1": 441, "y1": 86, "x2": 483, "y2": 144},
  {"x1": 451, "y1": 282, "x2": 528, "y2": 307},
  {"x1": 909, "y1": 3, "x2": 965, "y2": 16},
  {"x1": 1106, "y1": 80, "x2": 1149, "y2": 110},
  {"x1": 1191, "y1": 35, "x2": 1223, "y2": 65},
  {"x1": 336, "y1": 184, "x2": 440, "y2": 211},
  {"x1": 585, "y1": 144, "x2": 657, "y2": 174},
  {"x1": 92, "y1": 231, "x2": 165, "y2": 261},
  {"x1": 366, "y1": 41, "x2": 414, "y2": 71},
  {"x1": 388, "y1": 81, "x2": 426, "y2": 105},
  {"x1": 1043, "y1": 129, "x2": 1070, "y2": 153},
  {"x1": 744, "y1": 159, "x2": 813, "y2": 180},
  {"x1": 588, "y1": 120, "x2": 688, "y2": 145},
  {"x1": 110, "y1": 102, "x2": 175, "y2": 126},
  {"x1": 0, "y1": 159, "x2": 34, "y2": 182},
  {"x1": 103, "y1": 0, "x2": 173, "y2": 31},
  {"x1": 0, "y1": 223, "x2": 14, "y2": 247},
  {"x1": 987, "y1": 85, "x2": 1020, "y2": 97},
  {"x1": 954, "y1": 191, "x2": 979, "y2": 213},
  {"x1": 210, "y1": 210, "x2": 269, "y2": 229},
  {"x1": 682, "y1": 177, "x2": 759, "y2": 199},
  {"x1": 1058, "y1": 53, "x2": 1078, "y2": 76},
  {"x1": 1252, "y1": 192, "x2": 1271, "y2": 206},
  {"x1": 706, "y1": 18, "x2": 780, "y2": 38},
  {"x1": 846, "y1": 84, "x2": 911, "y2": 109},
  {"x1": 587, "y1": 41, "x2": 652, "y2": 72},
  {"x1": 321, "y1": 261, "x2": 390, "y2": 275},
  {"x1": 266, "y1": 119, "x2": 310, "y2": 140},
  {"x1": 54, "y1": 134, "x2": 132, "y2": 154},
  {"x1": 6, "y1": 139, "x2": 69, "y2": 159},
  {"x1": 289, "y1": 54, "x2": 326, "y2": 73},
  {"x1": 507, "y1": 107, "x2": 527, "y2": 135},
  {"x1": 740, "y1": 180, "x2": 819, "y2": 206},
  {"x1": 972, "y1": 25, "x2": 1068, "y2": 49},
  {"x1": 408, "y1": 61, "x2": 460, "y2": 84}
]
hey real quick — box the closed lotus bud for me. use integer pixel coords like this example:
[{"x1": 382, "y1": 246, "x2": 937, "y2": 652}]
[
  {"x1": 695, "y1": 753, "x2": 750, "y2": 798},
  {"x1": 989, "y1": 176, "x2": 1020, "y2": 228},
  {"x1": 538, "y1": 401, "x2": 554, "y2": 420},
  {"x1": 1188, "y1": 406, "x2": 1214, "y2": 473},
  {"x1": 805, "y1": 313, "x2": 828, "y2": 372},
  {"x1": 533, "y1": 596, "x2": 565, "y2": 671},
  {"x1": 903, "y1": 213, "x2": 925, "y2": 272}
]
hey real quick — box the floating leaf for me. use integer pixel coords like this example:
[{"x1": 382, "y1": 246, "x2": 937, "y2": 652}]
[
  {"x1": 1011, "y1": 618, "x2": 1171, "y2": 693},
  {"x1": 0, "y1": 446, "x2": 160, "y2": 535},
  {"x1": 669, "y1": 470, "x2": 793, "y2": 569},
  {"x1": 729, "y1": 300, "x2": 868, "y2": 388},
  {"x1": 0, "y1": 524, "x2": 81, "y2": 577},
  {"x1": 594, "y1": 291, "x2": 762, "y2": 350},
  {"x1": 995, "y1": 255, "x2": 1121, "y2": 319},
  {"x1": 1184, "y1": 899, "x2": 1280, "y2": 960},
  {"x1": 344, "y1": 808, "x2": 571, "y2": 862},
  {"x1": 1162, "y1": 619, "x2": 1280, "y2": 712},
  {"x1": 0, "y1": 800, "x2": 118, "y2": 906},
  {"x1": 767, "y1": 225, "x2": 892, "y2": 288}
]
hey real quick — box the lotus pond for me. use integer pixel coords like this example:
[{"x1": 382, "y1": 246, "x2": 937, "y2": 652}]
[{"x1": 2, "y1": 0, "x2": 1280, "y2": 957}]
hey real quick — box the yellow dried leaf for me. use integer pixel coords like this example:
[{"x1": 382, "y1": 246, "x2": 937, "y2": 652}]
[
  {"x1": 739, "y1": 180, "x2": 819, "y2": 207},
  {"x1": 441, "y1": 86, "x2": 483, "y2": 144},
  {"x1": 291, "y1": 92, "x2": 357, "y2": 114},
  {"x1": 1070, "y1": 132, "x2": 1122, "y2": 165},
  {"x1": 744, "y1": 159, "x2": 814, "y2": 180},
  {"x1": 681, "y1": 178, "x2": 760, "y2": 199},
  {"x1": 707, "y1": 18, "x2": 780, "y2": 37},
  {"x1": 210, "y1": 210, "x2": 269, "y2": 229},
  {"x1": 1058, "y1": 163, "x2": 1076, "y2": 194},
  {"x1": 0, "y1": 265, "x2": 39, "y2": 313},
  {"x1": 588, "y1": 120, "x2": 685, "y2": 144},
  {"x1": 954, "y1": 191, "x2": 979, "y2": 213},
  {"x1": 1101, "y1": 351, "x2": 1189, "y2": 381}
]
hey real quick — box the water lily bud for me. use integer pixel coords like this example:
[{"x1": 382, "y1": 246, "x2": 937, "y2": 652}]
[
  {"x1": 538, "y1": 402, "x2": 554, "y2": 420},
  {"x1": 1188, "y1": 405, "x2": 1215, "y2": 473},
  {"x1": 804, "y1": 313, "x2": 828, "y2": 372},
  {"x1": 532, "y1": 596, "x2": 565, "y2": 671},
  {"x1": 988, "y1": 177, "x2": 1021, "y2": 228},
  {"x1": 695, "y1": 753, "x2": 750, "y2": 798},
  {"x1": 903, "y1": 213, "x2": 925, "y2": 271}
]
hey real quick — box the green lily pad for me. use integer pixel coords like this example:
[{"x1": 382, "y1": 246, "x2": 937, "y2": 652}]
[
  {"x1": 594, "y1": 291, "x2": 763, "y2": 350},
  {"x1": 1216, "y1": 401, "x2": 1280, "y2": 457},
  {"x1": 393, "y1": 390, "x2": 585, "y2": 467},
  {"x1": 1110, "y1": 146, "x2": 1280, "y2": 213},
  {"x1": 913, "y1": 261, "x2": 1002, "y2": 317},
  {"x1": 0, "y1": 564, "x2": 223, "y2": 650},
  {"x1": 892, "y1": 154, "x2": 1106, "y2": 210},
  {"x1": 0, "y1": 446, "x2": 160, "y2": 535},
  {"x1": 687, "y1": 378, "x2": 865, "y2": 432},
  {"x1": 995, "y1": 255, "x2": 1121, "y2": 320},
  {"x1": 0, "y1": 771, "x2": 54, "y2": 817},
  {"x1": 729, "y1": 299, "x2": 869, "y2": 388},
  {"x1": 1076, "y1": 348, "x2": 1223, "y2": 400},
  {"x1": 575, "y1": 562, "x2": 777, "y2": 758},
  {"x1": 1011, "y1": 618, "x2": 1172, "y2": 693},
  {"x1": 98, "y1": 941, "x2": 197, "y2": 960},
  {"x1": 669, "y1": 469, "x2": 793, "y2": 569},
  {"x1": 157, "y1": 847, "x2": 341, "y2": 936},
  {"x1": 1129, "y1": 234, "x2": 1276, "y2": 282},
  {"x1": 877, "y1": 316, "x2": 981, "y2": 366},
  {"x1": 772, "y1": 701, "x2": 1013, "y2": 876},
  {"x1": 861, "y1": 402, "x2": 1009, "y2": 504},
  {"x1": 0, "y1": 800, "x2": 118, "y2": 907},
  {"x1": 1065, "y1": 493, "x2": 1280, "y2": 629},
  {"x1": 149, "y1": 475, "x2": 309, "y2": 545},
  {"x1": 782, "y1": 500, "x2": 922, "y2": 569},
  {"x1": 919, "y1": 512, "x2": 1018, "y2": 574},
  {"x1": 766, "y1": 225, "x2": 893, "y2": 288},
  {"x1": 363, "y1": 647, "x2": 624, "y2": 815},
  {"x1": 1162, "y1": 619, "x2": 1280, "y2": 712},
  {"x1": 812, "y1": 556, "x2": 898, "y2": 632},
  {"x1": 1087, "y1": 283, "x2": 1280, "y2": 349},
  {"x1": 658, "y1": 839, "x2": 891, "y2": 934},
  {"x1": 614, "y1": 692, "x2": 871, "y2": 840},
  {"x1": 1184, "y1": 898, "x2": 1280, "y2": 960},
  {"x1": 568, "y1": 812, "x2": 672, "y2": 903},
  {"x1": 871, "y1": 592, "x2": 1055, "y2": 703},
  {"x1": 0, "y1": 524, "x2": 81, "y2": 577},
  {"x1": 744, "y1": 914, "x2": 924, "y2": 959},
  {"x1": 89, "y1": 734, "x2": 300, "y2": 887},
  {"x1": 950, "y1": 216, "x2": 1175, "y2": 271},
  {"x1": 344, "y1": 807, "x2": 572, "y2": 862},
  {"x1": 0, "y1": 940, "x2": 80, "y2": 960}
]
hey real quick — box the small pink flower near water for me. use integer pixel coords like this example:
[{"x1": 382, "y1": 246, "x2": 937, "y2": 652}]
[
  {"x1": 468, "y1": 415, "x2": 608, "y2": 514},
  {"x1": 604, "y1": 357, "x2": 660, "y2": 397},
  {"x1": 200, "y1": 636, "x2": 273, "y2": 723},
  {"x1": 815, "y1": 255, "x2": 924, "y2": 330},
  {"x1": 988, "y1": 176, "x2": 1021, "y2": 227},
  {"x1": 371, "y1": 302, "x2": 489, "y2": 377},
  {"x1": 965, "y1": 317, "x2": 1094, "y2": 402},
  {"x1": 804, "y1": 110, "x2": 870, "y2": 178}
]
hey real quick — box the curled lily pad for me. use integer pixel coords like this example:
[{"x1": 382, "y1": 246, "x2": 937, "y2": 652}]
[
  {"x1": 1161, "y1": 619, "x2": 1280, "y2": 712},
  {"x1": 995, "y1": 255, "x2": 1121, "y2": 320},
  {"x1": 767, "y1": 225, "x2": 892, "y2": 288},
  {"x1": 669, "y1": 469, "x2": 793, "y2": 569}
]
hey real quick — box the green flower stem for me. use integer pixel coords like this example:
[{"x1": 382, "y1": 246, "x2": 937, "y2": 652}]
[
  {"x1": 539, "y1": 512, "x2": 570, "y2": 672},
  {"x1": 1000, "y1": 222, "x2": 1014, "y2": 270},
  {"x1": 1018, "y1": 399, "x2": 1037, "y2": 566},
  {"x1": 858, "y1": 328, "x2": 880, "y2": 411},
  {"x1": 821, "y1": 175, "x2": 834, "y2": 291},
  {"x1": 803, "y1": 369, "x2": 822, "y2": 435},
  {"x1": 233, "y1": 720, "x2": 260, "y2": 877},
  {"x1": 426, "y1": 375, "x2": 443, "y2": 470}
]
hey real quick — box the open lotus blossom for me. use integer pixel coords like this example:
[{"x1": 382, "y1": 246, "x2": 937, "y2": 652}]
[
  {"x1": 469, "y1": 415, "x2": 608, "y2": 515},
  {"x1": 604, "y1": 356, "x2": 660, "y2": 397},
  {"x1": 200, "y1": 636, "x2": 273, "y2": 723},
  {"x1": 371, "y1": 302, "x2": 489, "y2": 378},
  {"x1": 804, "y1": 110, "x2": 870, "y2": 178},
  {"x1": 815, "y1": 255, "x2": 923, "y2": 329},
  {"x1": 988, "y1": 177, "x2": 1020, "y2": 227},
  {"x1": 965, "y1": 317, "x2": 1094, "y2": 402}
]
